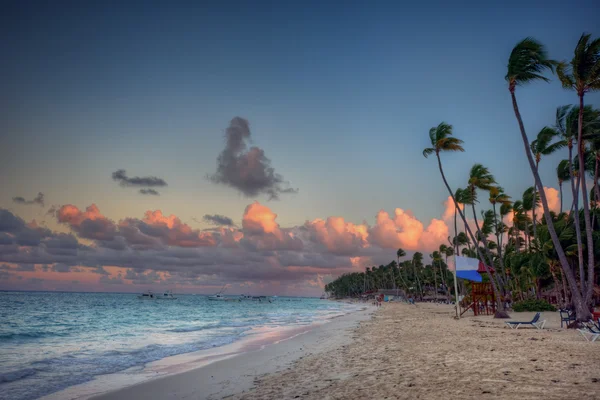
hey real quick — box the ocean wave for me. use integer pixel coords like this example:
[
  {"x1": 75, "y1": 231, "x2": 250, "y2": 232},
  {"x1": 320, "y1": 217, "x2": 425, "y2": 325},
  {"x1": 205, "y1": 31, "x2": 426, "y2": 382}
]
[
  {"x1": 0, "y1": 368, "x2": 37, "y2": 384},
  {"x1": 0, "y1": 331, "x2": 69, "y2": 340},
  {"x1": 167, "y1": 320, "x2": 259, "y2": 333}
]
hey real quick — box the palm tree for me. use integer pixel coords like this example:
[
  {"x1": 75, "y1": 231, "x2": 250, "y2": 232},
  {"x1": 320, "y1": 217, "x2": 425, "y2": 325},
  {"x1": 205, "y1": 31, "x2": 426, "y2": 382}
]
[
  {"x1": 507, "y1": 37, "x2": 590, "y2": 321},
  {"x1": 530, "y1": 127, "x2": 566, "y2": 238},
  {"x1": 556, "y1": 159, "x2": 571, "y2": 214},
  {"x1": 556, "y1": 33, "x2": 600, "y2": 305},
  {"x1": 467, "y1": 164, "x2": 497, "y2": 256},
  {"x1": 431, "y1": 251, "x2": 442, "y2": 300},
  {"x1": 454, "y1": 188, "x2": 471, "y2": 251},
  {"x1": 396, "y1": 248, "x2": 407, "y2": 295},
  {"x1": 412, "y1": 252, "x2": 424, "y2": 300},
  {"x1": 522, "y1": 187, "x2": 539, "y2": 249},
  {"x1": 423, "y1": 123, "x2": 507, "y2": 317},
  {"x1": 489, "y1": 186, "x2": 511, "y2": 272}
]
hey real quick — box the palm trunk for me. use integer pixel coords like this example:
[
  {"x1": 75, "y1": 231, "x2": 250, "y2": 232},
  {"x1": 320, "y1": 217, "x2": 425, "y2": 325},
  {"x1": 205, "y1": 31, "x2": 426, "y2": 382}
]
[
  {"x1": 577, "y1": 94, "x2": 595, "y2": 305},
  {"x1": 532, "y1": 162, "x2": 538, "y2": 243},
  {"x1": 592, "y1": 154, "x2": 599, "y2": 230},
  {"x1": 435, "y1": 153, "x2": 507, "y2": 317},
  {"x1": 433, "y1": 262, "x2": 438, "y2": 301},
  {"x1": 559, "y1": 181, "x2": 563, "y2": 215},
  {"x1": 454, "y1": 204, "x2": 459, "y2": 255},
  {"x1": 470, "y1": 200, "x2": 506, "y2": 292},
  {"x1": 549, "y1": 263, "x2": 563, "y2": 307},
  {"x1": 492, "y1": 203, "x2": 509, "y2": 287},
  {"x1": 593, "y1": 155, "x2": 599, "y2": 231},
  {"x1": 510, "y1": 87, "x2": 590, "y2": 322},
  {"x1": 568, "y1": 143, "x2": 586, "y2": 292}
]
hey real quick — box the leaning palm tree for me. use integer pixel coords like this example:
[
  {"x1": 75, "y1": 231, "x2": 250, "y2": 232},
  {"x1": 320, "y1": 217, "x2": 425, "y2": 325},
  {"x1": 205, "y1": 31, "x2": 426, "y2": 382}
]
[
  {"x1": 556, "y1": 159, "x2": 571, "y2": 214},
  {"x1": 554, "y1": 106, "x2": 598, "y2": 286},
  {"x1": 423, "y1": 123, "x2": 507, "y2": 317},
  {"x1": 530, "y1": 127, "x2": 566, "y2": 238},
  {"x1": 557, "y1": 33, "x2": 600, "y2": 304},
  {"x1": 507, "y1": 37, "x2": 590, "y2": 321}
]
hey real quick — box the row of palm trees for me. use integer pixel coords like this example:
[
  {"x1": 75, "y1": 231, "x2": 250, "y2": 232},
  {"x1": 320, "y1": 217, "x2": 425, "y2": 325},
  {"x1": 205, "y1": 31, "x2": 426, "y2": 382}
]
[
  {"x1": 323, "y1": 246, "x2": 454, "y2": 300},
  {"x1": 424, "y1": 33, "x2": 599, "y2": 322}
]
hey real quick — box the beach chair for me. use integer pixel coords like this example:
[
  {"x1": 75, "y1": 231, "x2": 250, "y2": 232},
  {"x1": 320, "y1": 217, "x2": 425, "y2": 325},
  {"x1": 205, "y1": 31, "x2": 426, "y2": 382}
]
[
  {"x1": 577, "y1": 322, "x2": 600, "y2": 342},
  {"x1": 560, "y1": 309, "x2": 576, "y2": 328},
  {"x1": 504, "y1": 312, "x2": 546, "y2": 330}
]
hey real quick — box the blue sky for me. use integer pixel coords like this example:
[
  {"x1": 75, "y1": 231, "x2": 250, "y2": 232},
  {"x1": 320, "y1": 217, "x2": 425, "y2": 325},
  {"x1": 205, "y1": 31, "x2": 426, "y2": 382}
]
[
  {"x1": 0, "y1": 1, "x2": 598, "y2": 294},
  {"x1": 2, "y1": 1, "x2": 599, "y2": 225}
]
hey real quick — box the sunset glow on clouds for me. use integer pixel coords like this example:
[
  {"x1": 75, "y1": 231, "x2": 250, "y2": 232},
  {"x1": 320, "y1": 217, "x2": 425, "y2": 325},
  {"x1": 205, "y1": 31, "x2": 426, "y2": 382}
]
[{"x1": 0, "y1": 186, "x2": 564, "y2": 296}]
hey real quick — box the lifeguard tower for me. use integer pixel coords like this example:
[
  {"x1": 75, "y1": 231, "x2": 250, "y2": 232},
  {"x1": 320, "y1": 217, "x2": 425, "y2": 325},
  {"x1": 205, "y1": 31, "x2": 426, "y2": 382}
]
[{"x1": 461, "y1": 262, "x2": 496, "y2": 316}]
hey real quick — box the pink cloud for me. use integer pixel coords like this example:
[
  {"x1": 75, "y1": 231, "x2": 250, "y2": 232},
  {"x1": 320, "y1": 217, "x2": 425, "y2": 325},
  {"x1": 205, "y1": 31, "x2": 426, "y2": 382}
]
[
  {"x1": 142, "y1": 210, "x2": 218, "y2": 247},
  {"x1": 241, "y1": 202, "x2": 303, "y2": 251},
  {"x1": 304, "y1": 217, "x2": 369, "y2": 255},
  {"x1": 368, "y1": 208, "x2": 448, "y2": 252}
]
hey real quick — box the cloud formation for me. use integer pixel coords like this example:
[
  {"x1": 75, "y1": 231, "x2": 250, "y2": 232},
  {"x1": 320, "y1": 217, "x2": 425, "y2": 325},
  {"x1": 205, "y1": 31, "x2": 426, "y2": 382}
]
[
  {"x1": 12, "y1": 192, "x2": 45, "y2": 207},
  {"x1": 139, "y1": 189, "x2": 160, "y2": 196},
  {"x1": 203, "y1": 214, "x2": 235, "y2": 226},
  {"x1": 112, "y1": 170, "x2": 167, "y2": 187},
  {"x1": 0, "y1": 193, "x2": 495, "y2": 295},
  {"x1": 208, "y1": 117, "x2": 297, "y2": 200}
]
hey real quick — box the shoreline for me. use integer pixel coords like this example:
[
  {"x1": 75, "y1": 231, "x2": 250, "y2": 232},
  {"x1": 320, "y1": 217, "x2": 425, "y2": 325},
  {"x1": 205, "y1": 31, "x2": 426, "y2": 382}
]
[{"x1": 41, "y1": 304, "x2": 373, "y2": 400}]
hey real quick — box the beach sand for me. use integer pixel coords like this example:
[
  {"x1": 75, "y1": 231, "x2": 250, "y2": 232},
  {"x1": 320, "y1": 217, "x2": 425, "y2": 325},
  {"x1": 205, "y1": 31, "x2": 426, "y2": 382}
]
[{"x1": 233, "y1": 303, "x2": 600, "y2": 400}]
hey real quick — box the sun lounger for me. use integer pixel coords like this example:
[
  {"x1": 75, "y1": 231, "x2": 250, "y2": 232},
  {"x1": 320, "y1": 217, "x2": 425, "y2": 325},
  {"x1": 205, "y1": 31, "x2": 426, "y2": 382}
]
[
  {"x1": 504, "y1": 312, "x2": 546, "y2": 329},
  {"x1": 577, "y1": 322, "x2": 600, "y2": 342}
]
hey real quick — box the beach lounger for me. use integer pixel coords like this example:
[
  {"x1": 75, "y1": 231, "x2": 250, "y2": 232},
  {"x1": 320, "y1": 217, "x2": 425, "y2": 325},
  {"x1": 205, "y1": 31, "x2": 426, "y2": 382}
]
[
  {"x1": 577, "y1": 322, "x2": 600, "y2": 342},
  {"x1": 504, "y1": 312, "x2": 546, "y2": 330}
]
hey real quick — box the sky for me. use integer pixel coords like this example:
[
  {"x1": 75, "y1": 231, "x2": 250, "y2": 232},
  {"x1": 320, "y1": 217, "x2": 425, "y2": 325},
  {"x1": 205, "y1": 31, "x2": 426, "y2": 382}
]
[{"x1": 0, "y1": 1, "x2": 598, "y2": 296}]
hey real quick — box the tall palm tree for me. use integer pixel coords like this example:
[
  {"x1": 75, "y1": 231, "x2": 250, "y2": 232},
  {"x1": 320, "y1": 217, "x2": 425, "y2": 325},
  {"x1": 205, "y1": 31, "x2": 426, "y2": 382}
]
[
  {"x1": 556, "y1": 159, "x2": 571, "y2": 214},
  {"x1": 522, "y1": 186, "x2": 539, "y2": 249},
  {"x1": 423, "y1": 123, "x2": 507, "y2": 317},
  {"x1": 412, "y1": 252, "x2": 424, "y2": 300},
  {"x1": 530, "y1": 127, "x2": 566, "y2": 238},
  {"x1": 554, "y1": 106, "x2": 598, "y2": 286},
  {"x1": 557, "y1": 33, "x2": 600, "y2": 304},
  {"x1": 396, "y1": 248, "x2": 407, "y2": 295},
  {"x1": 467, "y1": 164, "x2": 496, "y2": 254},
  {"x1": 431, "y1": 250, "x2": 442, "y2": 300},
  {"x1": 489, "y1": 186, "x2": 511, "y2": 264},
  {"x1": 454, "y1": 188, "x2": 471, "y2": 251},
  {"x1": 507, "y1": 37, "x2": 590, "y2": 321}
]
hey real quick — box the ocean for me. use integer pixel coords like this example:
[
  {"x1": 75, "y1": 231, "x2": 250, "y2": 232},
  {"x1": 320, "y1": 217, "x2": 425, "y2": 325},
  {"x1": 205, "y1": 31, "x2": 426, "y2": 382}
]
[{"x1": 0, "y1": 291, "x2": 357, "y2": 400}]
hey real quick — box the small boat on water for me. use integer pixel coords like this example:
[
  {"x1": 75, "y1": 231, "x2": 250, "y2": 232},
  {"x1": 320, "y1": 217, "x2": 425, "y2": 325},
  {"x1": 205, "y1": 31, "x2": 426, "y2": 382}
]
[
  {"x1": 208, "y1": 293, "x2": 233, "y2": 301},
  {"x1": 138, "y1": 290, "x2": 177, "y2": 300}
]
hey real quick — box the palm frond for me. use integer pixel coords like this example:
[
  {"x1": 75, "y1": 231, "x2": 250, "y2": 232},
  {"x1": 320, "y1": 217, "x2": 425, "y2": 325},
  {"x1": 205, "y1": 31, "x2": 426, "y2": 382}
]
[
  {"x1": 423, "y1": 147, "x2": 435, "y2": 158},
  {"x1": 506, "y1": 37, "x2": 556, "y2": 87}
]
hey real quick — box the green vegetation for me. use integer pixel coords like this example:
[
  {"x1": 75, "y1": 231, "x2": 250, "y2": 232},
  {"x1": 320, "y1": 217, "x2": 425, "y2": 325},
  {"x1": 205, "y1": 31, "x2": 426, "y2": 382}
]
[
  {"x1": 513, "y1": 299, "x2": 557, "y2": 312},
  {"x1": 326, "y1": 33, "x2": 600, "y2": 325}
]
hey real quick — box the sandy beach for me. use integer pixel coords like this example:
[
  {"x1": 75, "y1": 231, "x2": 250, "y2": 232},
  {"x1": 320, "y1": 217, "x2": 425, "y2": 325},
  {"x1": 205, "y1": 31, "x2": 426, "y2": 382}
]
[{"x1": 233, "y1": 303, "x2": 600, "y2": 400}]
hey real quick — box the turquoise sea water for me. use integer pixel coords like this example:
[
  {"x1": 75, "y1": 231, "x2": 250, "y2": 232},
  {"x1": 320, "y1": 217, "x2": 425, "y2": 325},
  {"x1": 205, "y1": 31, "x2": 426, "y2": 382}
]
[{"x1": 0, "y1": 291, "x2": 357, "y2": 400}]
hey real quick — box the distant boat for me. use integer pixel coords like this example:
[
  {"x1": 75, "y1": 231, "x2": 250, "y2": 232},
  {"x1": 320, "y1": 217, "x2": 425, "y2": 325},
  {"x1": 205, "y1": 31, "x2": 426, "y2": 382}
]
[
  {"x1": 138, "y1": 290, "x2": 177, "y2": 300},
  {"x1": 156, "y1": 290, "x2": 177, "y2": 300},
  {"x1": 208, "y1": 293, "x2": 231, "y2": 301}
]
